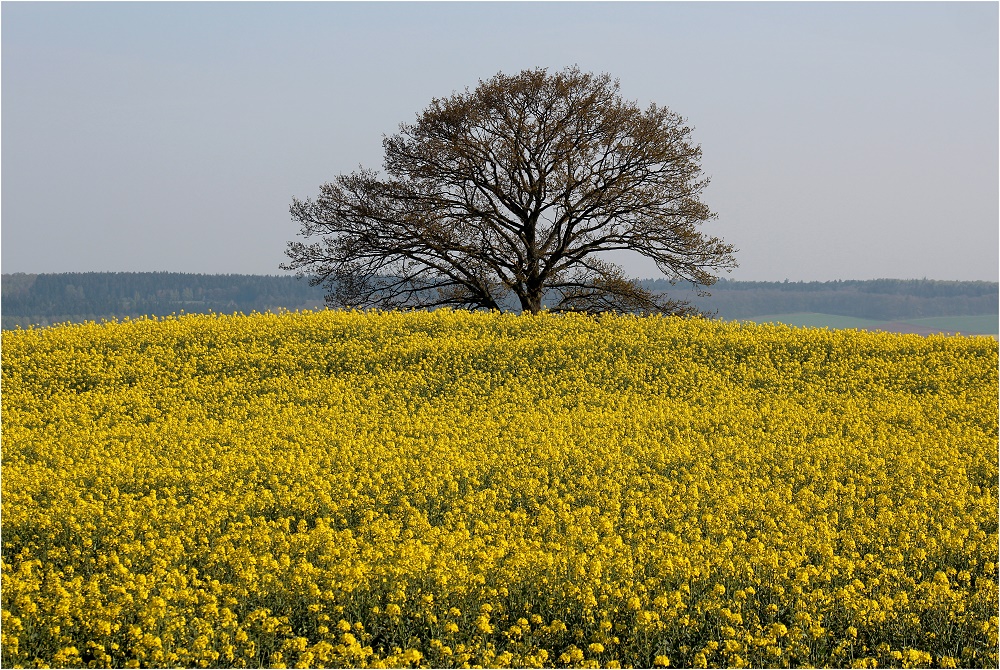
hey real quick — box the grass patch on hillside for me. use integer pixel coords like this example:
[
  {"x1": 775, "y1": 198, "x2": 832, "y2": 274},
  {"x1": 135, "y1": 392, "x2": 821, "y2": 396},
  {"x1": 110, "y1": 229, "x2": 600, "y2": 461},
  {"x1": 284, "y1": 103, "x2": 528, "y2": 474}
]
[{"x1": 904, "y1": 314, "x2": 999, "y2": 335}]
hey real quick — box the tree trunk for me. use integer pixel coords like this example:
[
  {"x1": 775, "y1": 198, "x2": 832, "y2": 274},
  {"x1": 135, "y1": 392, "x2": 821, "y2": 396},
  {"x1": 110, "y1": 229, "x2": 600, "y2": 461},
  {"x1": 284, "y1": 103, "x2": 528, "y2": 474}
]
[{"x1": 519, "y1": 288, "x2": 543, "y2": 314}]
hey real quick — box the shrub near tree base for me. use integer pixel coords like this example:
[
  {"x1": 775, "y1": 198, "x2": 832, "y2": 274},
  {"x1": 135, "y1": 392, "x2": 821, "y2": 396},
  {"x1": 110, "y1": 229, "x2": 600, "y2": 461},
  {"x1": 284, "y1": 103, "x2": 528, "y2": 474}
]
[{"x1": 2, "y1": 310, "x2": 997, "y2": 668}]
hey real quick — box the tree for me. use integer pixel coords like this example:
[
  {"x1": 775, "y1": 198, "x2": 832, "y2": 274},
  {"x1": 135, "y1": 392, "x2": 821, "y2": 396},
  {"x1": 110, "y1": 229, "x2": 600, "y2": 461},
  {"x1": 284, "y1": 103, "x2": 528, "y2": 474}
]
[{"x1": 283, "y1": 66, "x2": 737, "y2": 315}]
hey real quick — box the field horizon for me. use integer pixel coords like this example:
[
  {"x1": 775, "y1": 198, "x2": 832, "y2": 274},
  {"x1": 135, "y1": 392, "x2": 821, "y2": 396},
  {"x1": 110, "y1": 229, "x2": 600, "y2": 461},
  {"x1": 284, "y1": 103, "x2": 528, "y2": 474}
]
[{"x1": 2, "y1": 273, "x2": 996, "y2": 331}]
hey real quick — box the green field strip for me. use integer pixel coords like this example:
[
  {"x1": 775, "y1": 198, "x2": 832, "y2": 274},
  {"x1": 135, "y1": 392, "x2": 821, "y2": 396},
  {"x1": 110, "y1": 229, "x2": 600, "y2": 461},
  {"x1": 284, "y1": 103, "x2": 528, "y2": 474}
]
[{"x1": 902, "y1": 314, "x2": 999, "y2": 335}]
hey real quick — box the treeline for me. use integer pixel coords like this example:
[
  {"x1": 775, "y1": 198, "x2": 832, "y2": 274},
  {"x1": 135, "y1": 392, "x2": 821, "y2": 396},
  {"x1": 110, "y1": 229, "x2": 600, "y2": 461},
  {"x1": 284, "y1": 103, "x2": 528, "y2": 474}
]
[
  {"x1": 647, "y1": 278, "x2": 998, "y2": 321},
  {"x1": 1, "y1": 273, "x2": 327, "y2": 330},
  {"x1": 1, "y1": 273, "x2": 997, "y2": 329}
]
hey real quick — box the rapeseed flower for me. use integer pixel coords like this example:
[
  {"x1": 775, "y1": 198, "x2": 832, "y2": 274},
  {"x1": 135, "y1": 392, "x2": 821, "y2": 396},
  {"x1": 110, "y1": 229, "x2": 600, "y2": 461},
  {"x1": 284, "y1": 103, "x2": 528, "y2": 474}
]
[{"x1": 1, "y1": 310, "x2": 996, "y2": 667}]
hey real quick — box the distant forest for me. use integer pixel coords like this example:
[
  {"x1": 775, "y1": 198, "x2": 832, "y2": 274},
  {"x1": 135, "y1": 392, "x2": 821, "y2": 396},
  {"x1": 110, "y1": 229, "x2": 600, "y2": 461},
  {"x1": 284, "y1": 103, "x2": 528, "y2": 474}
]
[
  {"x1": 1, "y1": 273, "x2": 326, "y2": 330},
  {"x1": 1, "y1": 272, "x2": 997, "y2": 329}
]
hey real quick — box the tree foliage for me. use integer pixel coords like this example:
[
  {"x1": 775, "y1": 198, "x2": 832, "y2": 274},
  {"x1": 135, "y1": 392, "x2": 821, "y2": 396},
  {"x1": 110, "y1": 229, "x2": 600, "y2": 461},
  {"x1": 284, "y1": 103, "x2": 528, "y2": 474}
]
[{"x1": 283, "y1": 67, "x2": 737, "y2": 314}]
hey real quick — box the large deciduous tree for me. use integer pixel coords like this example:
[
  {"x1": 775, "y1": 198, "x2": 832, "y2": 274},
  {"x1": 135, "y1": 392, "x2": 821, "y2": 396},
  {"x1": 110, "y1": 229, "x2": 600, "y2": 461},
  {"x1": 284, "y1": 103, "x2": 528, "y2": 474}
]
[{"x1": 283, "y1": 66, "x2": 736, "y2": 315}]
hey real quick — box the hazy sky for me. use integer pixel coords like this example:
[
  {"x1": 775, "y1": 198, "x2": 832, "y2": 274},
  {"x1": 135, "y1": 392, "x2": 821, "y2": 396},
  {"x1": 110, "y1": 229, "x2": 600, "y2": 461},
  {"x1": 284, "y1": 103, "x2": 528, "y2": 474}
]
[{"x1": 3, "y1": 2, "x2": 997, "y2": 281}]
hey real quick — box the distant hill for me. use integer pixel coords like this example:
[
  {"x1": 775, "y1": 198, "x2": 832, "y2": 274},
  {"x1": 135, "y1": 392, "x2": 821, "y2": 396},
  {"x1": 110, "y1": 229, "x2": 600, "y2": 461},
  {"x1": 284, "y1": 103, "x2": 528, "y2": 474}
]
[
  {"x1": 2, "y1": 272, "x2": 997, "y2": 330},
  {"x1": 650, "y1": 277, "x2": 998, "y2": 321}
]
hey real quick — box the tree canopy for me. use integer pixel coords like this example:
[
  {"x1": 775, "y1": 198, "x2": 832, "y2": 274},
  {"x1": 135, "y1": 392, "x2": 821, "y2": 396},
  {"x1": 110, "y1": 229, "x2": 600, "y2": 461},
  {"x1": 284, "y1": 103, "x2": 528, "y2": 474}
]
[{"x1": 283, "y1": 66, "x2": 737, "y2": 314}]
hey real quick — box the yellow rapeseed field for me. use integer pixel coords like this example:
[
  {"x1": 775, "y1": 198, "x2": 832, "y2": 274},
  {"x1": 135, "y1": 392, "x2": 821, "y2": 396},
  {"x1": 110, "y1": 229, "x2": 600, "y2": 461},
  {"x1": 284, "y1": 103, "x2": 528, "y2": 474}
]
[{"x1": 1, "y1": 310, "x2": 997, "y2": 669}]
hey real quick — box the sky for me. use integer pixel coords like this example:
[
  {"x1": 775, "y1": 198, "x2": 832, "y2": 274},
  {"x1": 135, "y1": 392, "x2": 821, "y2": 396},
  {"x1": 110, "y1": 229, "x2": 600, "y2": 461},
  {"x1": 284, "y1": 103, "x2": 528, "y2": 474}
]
[{"x1": 2, "y1": 1, "x2": 997, "y2": 282}]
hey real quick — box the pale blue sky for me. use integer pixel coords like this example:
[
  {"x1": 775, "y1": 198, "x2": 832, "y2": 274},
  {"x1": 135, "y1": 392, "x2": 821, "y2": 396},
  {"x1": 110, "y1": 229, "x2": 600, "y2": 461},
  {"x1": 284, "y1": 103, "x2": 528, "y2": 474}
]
[{"x1": 3, "y1": 2, "x2": 997, "y2": 281}]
